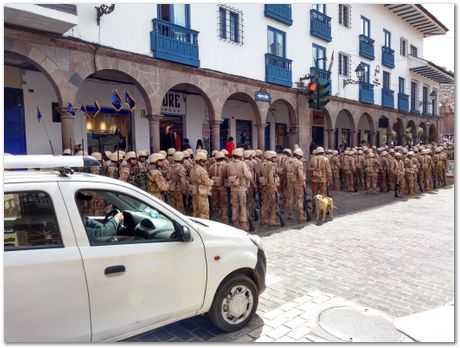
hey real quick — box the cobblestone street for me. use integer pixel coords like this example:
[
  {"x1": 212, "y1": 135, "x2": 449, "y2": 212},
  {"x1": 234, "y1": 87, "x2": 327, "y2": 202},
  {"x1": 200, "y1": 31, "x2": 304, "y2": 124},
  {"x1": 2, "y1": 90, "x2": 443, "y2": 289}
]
[{"x1": 126, "y1": 186, "x2": 454, "y2": 342}]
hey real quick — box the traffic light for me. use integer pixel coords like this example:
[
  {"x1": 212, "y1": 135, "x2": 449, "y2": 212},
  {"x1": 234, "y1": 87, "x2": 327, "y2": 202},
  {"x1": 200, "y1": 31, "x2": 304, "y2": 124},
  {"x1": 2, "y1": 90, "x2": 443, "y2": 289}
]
[
  {"x1": 308, "y1": 82, "x2": 318, "y2": 109},
  {"x1": 317, "y1": 81, "x2": 330, "y2": 108}
]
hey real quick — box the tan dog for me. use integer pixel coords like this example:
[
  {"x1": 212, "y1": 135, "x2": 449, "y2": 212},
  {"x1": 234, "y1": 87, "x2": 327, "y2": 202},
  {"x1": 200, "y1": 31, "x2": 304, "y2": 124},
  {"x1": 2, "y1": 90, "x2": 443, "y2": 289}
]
[{"x1": 314, "y1": 194, "x2": 335, "y2": 222}]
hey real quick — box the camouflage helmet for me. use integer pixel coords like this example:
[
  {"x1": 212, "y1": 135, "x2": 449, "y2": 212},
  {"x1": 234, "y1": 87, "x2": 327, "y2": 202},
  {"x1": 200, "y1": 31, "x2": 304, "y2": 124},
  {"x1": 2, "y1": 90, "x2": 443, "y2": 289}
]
[
  {"x1": 137, "y1": 150, "x2": 148, "y2": 158},
  {"x1": 173, "y1": 151, "x2": 184, "y2": 161},
  {"x1": 148, "y1": 153, "x2": 166, "y2": 164},
  {"x1": 316, "y1": 146, "x2": 325, "y2": 154},
  {"x1": 76, "y1": 150, "x2": 88, "y2": 156},
  {"x1": 199, "y1": 149, "x2": 208, "y2": 156},
  {"x1": 90, "y1": 152, "x2": 102, "y2": 161},
  {"x1": 63, "y1": 148, "x2": 72, "y2": 155},
  {"x1": 381, "y1": 151, "x2": 388, "y2": 156},
  {"x1": 110, "y1": 151, "x2": 125, "y2": 162},
  {"x1": 211, "y1": 149, "x2": 218, "y2": 157},
  {"x1": 395, "y1": 152, "x2": 402, "y2": 158},
  {"x1": 104, "y1": 150, "x2": 112, "y2": 159},
  {"x1": 252, "y1": 150, "x2": 257, "y2": 157},
  {"x1": 159, "y1": 150, "x2": 167, "y2": 157},
  {"x1": 293, "y1": 148, "x2": 304, "y2": 157},
  {"x1": 283, "y1": 148, "x2": 292, "y2": 155},
  {"x1": 255, "y1": 149, "x2": 263, "y2": 157},
  {"x1": 243, "y1": 150, "x2": 252, "y2": 158},
  {"x1": 215, "y1": 151, "x2": 225, "y2": 160},
  {"x1": 183, "y1": 150, "x2": 191, "y2": 158},
  {"x1": 333, "y1": 150, "x2": 339, "y2": 155},
  {"x1": 125, "y1": 151, "x2": 138, "y2": 161},
  {"x1": 167, "y1": 148, "x2": 176, "y2": 156},
  {"x1": 389, "y1": 148, "x2": 395, "y2": 154},
  {"x1": 195, "y1": 151, "x2": 207, "y2": 161},
  {"x1": 368, "y1": 152, "x2": 375, "y2": 158},
  {"x1": 233, "y1": 148, "x2": 244, "y2": 157},
  {"x1": 402, "y1": 148, "x2": 408, "y2": 154},
  {"x1": 357, "y1": 150, "x2": 363, "y2": 155},
  {"x1": 435, "y1": 147, "x2": 442, "y2": 153},
  {"x1": 221, "y1": 149, "x2": 229, "y2": 156},
  {"x1": 264, "y1": 150, "x2": 276, "y2": 159},
  {"x1": 312, "y1": 148, "x2": 318, "y2": 155}
]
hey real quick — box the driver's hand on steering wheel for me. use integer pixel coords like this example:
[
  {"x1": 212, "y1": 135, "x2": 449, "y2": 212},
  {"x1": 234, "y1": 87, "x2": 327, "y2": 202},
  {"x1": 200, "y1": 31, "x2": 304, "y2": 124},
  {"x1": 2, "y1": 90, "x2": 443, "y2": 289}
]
[{"x1": 114, "y1": 212, "x2": 124, "y2": 224}]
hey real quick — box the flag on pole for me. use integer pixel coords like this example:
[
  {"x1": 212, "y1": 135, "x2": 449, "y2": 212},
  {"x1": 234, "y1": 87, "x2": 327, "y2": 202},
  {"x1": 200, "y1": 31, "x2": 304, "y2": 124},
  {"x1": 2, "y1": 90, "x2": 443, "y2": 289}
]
[
  {"x1": 327, "y1": 50, "x2": 334, "y2": 72},
  {"x1": 36, "y1": 107, "x2": 42, "y2": 122},
  {"x1": 67, "y1": 102, "x2": 76, "y2": 116},
  {"x1": 124, "y1": 91, "x2": 136, "y2": 111},
  {"x1": 93, "y1": 99, "x2": 102, "y2": 118},
  {"x1": 110, "y1": 89, "x2": 123, "y2": 112},
  {"x1": 81, "y1": 104, "x2": 90, "y2": 118}
]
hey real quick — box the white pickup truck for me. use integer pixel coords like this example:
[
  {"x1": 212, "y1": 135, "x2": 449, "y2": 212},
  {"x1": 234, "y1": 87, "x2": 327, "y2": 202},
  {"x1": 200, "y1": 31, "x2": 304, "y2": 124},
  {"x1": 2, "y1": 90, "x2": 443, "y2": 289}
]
[{"x1": 4, "y1": 155, "x2": 266, "y2": 342}]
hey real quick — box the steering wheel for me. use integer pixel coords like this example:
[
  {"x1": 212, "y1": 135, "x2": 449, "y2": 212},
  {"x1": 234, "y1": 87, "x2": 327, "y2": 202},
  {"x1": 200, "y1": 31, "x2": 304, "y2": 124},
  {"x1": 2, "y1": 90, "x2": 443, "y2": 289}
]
[{"x1": 103, "y1": 208, "x2": 121, "y2": 224}]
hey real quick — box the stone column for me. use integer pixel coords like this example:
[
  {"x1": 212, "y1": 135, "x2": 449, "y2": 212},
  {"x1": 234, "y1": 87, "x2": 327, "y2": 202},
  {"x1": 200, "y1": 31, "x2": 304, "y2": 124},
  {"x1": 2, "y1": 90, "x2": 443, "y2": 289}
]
[
  {"x1": 255, "y1": 123, "x2": 267, "y2": 150},
  {"x1": 56, "y1": 106, "x2": 75, "y2": 152},
  {"x1": 327, "y1": 129, "x2": 334, "y2": 149},
  {"x1": 209, "y1": 120, "x2": 222, "y2": 150},
  {"x1": 147, "y1": 114, "x2": 162, "y2": 153},
  {"x1": 297, "y1": 93, "x2": 311, "y2": 154}
]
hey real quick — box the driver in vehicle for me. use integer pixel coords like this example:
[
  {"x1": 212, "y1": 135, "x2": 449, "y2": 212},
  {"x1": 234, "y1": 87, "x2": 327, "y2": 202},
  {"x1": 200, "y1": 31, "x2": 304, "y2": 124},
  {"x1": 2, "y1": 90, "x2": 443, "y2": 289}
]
[{"x1": 76, "y1": 192, "x2": 124, "y2": 241}]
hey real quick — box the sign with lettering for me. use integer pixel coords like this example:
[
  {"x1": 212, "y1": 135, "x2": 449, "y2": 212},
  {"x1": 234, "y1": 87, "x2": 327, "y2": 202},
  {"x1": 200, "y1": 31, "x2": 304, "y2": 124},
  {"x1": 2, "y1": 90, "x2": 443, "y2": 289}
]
[
  {"x1": 255, "y1": 91, "x2": 271, "y2": 102},
  {"x1": 161, "y1": 92, "x2": 186, "y2": 115}
]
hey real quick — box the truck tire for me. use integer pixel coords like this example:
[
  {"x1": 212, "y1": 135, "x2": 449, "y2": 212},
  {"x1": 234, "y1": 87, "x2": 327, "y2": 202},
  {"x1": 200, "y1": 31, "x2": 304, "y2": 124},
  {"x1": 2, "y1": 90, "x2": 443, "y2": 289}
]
[{"x1": 208, "y1": 274, "x2": 259, "y2": 332}]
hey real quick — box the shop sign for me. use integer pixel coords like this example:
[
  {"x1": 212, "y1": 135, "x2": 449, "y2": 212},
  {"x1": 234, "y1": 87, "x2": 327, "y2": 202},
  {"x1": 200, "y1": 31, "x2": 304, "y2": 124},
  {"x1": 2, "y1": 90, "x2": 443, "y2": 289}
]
[
  {"x1": 161, "y1": 92, "x2": 186, "y2": 115},
  {"x1": 255, "y1": 91, "x2": 271, "y2": 102},
  {"x1": 312, "y1": 110, "x2": 324, "y2": 126}
]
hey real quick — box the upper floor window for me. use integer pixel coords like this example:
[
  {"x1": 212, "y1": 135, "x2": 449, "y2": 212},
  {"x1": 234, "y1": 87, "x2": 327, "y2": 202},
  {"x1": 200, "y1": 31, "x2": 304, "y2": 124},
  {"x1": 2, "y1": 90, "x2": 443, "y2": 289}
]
[
  {"x1": 411, "y1": 81, "x2": 419, "y2": 111},
  {"x1": 312, "y1": 44, "x2": 326, "y2": 70},
  {"x1": 399, "y1": 77, "x2": 405, "y2": 94},
  {"x1": 360, "y1": 62, "x2": 370, "y2": 83},
  {"x1": 410, "y1": 44, "x2": 418, "y2": 57},
  {"x1": 218, "y1": 5, "x2": 243, "y2": 44},
  {"x1": 383, "y1": 71, "x2": 391, "y2": 90},
  {"x1": 422, "y1": 86, "x2": 429, "y2": 113},
  {"x1": 431, "y1": 89, "x2": 437, "y2": 115},
  {"x1": 361, "y1": 16, "x2": 370, "y2": 37},
  {"x1": 158, "y1": 4, "x2": 190, "y2": 28},
  {"x1": 338, "y1": 53, "x2": 350, "y2": 77},
  {"x1": 338, "y1": 4, "x2": 351, "y2": 28},
  {"x1": 313, "y1": 4, "x2": 326, "y2": 14},
  {"x1": 383, "y1": 30, "x2": 391, "y2": 48},
  {"x1": 400, "y1": 38, "x2": 407, "y2": 56},
  {"x1": 267, "y1": 27, "x2": 285, "y2": 57}
]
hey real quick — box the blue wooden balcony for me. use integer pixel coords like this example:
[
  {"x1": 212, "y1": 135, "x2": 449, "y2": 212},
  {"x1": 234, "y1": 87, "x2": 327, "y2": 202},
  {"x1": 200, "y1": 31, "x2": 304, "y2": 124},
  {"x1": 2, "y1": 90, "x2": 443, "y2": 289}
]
[
  {"x1": 359, "y1": 34, "x2": 374, "y2": 60},
  {"x1": 150, "y1": 18, "x2": 200, "y2": 67},
  {"x1": 310, "y1": 66, "x2": 331, "y2": 95},
  {"x1": 397, "y1": 93, "x2": 409, "y2": 112},
  {"x1": 265, "y1": 53, "x2": 292, "y2": 87},
  {"x1": 381, "y1": 88, "x2": 394, "y2": 108},
  {"x1": 310, "y1": 9, "x2": 332, "y2": 42},
  {"x1": 382, "y1": 46, "x2": 395, "y2": 68},
  {"x1": 359, "y1": 82, "x2": 374, "y2": 104},
  {"x1": 264, "y1": 4, "x2": 292, "y2": 26}
]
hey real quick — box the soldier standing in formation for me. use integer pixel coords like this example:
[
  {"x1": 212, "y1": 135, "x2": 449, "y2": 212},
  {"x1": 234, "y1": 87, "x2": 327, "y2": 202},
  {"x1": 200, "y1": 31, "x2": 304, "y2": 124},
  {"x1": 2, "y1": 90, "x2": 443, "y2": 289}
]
[
  {"x1": 190, "y1": 151, "x2": 213, "y2": 219},
  {"x1": 259, "y1": 151, "x2": 279, "y2": 226},
  {"x1": 208, "y1": 151, "x2": 229, "y2": 224},
  {"x1": 169, "y1": 151, "x2": 188, "y2": 214},
  {"x1": 146, "y1": 153, "x2": 170, "y2": 201}
]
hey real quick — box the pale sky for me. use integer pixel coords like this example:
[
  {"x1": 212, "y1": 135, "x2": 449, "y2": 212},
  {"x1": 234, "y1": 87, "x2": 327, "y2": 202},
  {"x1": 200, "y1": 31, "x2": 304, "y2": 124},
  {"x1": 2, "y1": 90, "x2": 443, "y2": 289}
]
[{"x1": 422, "y1": 3, "x2": 455, "y2": 72}]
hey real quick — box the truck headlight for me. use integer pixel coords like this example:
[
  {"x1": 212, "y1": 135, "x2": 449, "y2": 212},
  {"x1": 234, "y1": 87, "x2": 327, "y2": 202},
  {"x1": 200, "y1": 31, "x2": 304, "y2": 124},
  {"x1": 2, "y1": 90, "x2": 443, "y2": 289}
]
[{"x1": 248, "y1": 234, "x2": 263, "y2": 250}]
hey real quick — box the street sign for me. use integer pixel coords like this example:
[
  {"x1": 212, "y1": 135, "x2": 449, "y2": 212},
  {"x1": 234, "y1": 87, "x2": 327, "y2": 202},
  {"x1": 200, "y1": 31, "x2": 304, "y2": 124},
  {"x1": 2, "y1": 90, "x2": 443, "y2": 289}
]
[{"x1": 255, "y1": 91, "x2": 271, "y2": 102}]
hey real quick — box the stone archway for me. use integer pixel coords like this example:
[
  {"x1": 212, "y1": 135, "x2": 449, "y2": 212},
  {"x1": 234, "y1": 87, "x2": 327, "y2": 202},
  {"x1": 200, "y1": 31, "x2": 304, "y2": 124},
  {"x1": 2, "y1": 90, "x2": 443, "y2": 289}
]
[
  {"x1": 392, "y1": 118, "x2": 404, "y2": 145},
  {"x1": 221, "y1": 92, "x2": 261, "y2": 150},
  {"x1": 419, "y1": 122, "x2": 428, "y2": 143},
  {"x1": 266, "y1": 98, "x2": 297, "y2": 151},
  {"x1": 334, "y1": 109, "x2": 356, "y2": 149},
  {"x1": 406, "y1": 120, "x2": 417, "y2": 146},
  {"x1": 357, "y1": 112, "x2": 376, "y2": 147},
  {"x1": 428, "y1": 123, "x2": 437, "y2": 144}
]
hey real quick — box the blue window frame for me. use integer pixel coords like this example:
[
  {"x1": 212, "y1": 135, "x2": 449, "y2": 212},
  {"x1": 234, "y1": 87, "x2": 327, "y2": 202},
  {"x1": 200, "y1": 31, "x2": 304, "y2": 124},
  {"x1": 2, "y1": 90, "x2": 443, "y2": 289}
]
[
  {"x1": 384, "y1": 29, "x2": 391, "y2": 48},
  {"x1": 268, "y1": 27, "x2": 285, "y2": 57},
  {"x1": 383, "y1": 71, "x2": 390, "y2": 89},
  {"x1": 313, "y1": 4, "x2": 326, "y2": 14},
  {"x1": 361, "y1": 16, "x2": 370, "y2": 37},
  {"x1": 158, "y1": 4, "x2": 190, "y2": 28},
  {"x1": 361, "y1": 62, "x2": 370, "y2": 83},
  {"x1": 422, "y1": 86, "x2": 428, "y2": 113},
  {"x1": 312, "y1": 44, "x2": 326, "y2": 70},
  {"x1": 399, "y1": 77, "x2": 405, "y2": 94},
  {"x1": 219, "y1": 7, "x2": 226, "y2": 39},
  {"x1": 410, "y1": 45, "x2": 418, "y2": 57},
  {"x1": 229, "y1": 12, "x2": 239, "y2": 42},
  {"x1": 411, "y1": 81, "x2": 417, "y2": 111}
]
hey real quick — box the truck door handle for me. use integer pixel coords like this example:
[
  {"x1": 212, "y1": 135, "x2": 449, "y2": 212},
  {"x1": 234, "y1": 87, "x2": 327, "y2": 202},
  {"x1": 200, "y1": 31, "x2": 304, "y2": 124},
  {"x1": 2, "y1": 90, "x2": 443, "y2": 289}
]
[{"x1": 104, "y1": 265, "x2": 125, "y2": 275}]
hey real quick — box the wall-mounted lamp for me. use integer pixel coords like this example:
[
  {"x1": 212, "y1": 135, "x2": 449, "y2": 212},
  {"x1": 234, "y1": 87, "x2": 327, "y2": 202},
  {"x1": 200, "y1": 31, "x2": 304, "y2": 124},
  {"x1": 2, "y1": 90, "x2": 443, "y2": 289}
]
[
  {"x1": 95, "y1": 4, "x2": 115, "y2": 26},
  {"x1": 343, "y1": 63, "x2": 365, "y2": 87}
]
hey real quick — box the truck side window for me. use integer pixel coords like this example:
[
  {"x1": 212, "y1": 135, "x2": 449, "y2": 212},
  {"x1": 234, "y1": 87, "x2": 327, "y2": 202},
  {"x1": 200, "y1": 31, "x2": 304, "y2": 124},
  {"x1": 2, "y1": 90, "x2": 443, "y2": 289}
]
[{"x1": 4, "y1": 191, "x2": 63, "y2": 250}]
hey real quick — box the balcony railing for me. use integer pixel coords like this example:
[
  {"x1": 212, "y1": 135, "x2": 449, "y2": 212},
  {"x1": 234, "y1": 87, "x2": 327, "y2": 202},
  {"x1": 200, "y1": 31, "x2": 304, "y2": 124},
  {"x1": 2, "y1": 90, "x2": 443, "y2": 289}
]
[
  {"x1": 381, "y1": 88, "x2": 394, "y2": 108},
  {"x1": 359, "y1": 34, "x2": 375, "y2": 60},
  {"x1": 310, "y1": 66, "x2": 331, "y2": 95},
  {"x1": 264, "y1": 4, "x2": 292, "y2": 26},
  {"x1": 150, "y1": 18, "x2": 200, "y2": 67},
  {"x1": 359, "y1": 82, "x2": 374, "y2": 104},
  {"x1": 382, "y1": 46, "x2": 395, "y2": 69},
  {"x1": 310, "y1": 9, "x2": 332, "y2": 42},
  {"x1": 397, "y1": 93, "x2": 409, "y2": 112},
  {"x1": 265, "y1": 53, "x2": 292, "y2": 87}
]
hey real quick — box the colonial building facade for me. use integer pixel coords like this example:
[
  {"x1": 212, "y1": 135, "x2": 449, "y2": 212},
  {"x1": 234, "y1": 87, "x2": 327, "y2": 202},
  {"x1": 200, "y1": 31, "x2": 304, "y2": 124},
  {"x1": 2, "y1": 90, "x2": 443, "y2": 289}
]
[{"x1": 4, "y1": 3, "x2": 454, "y2": 155}]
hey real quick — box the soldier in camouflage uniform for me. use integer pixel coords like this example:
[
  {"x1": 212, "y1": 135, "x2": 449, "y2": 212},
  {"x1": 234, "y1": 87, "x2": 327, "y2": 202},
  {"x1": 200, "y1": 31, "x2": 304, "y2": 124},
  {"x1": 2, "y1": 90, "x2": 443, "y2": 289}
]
[
  {"x1": 119, "y1": 151, "x2": 138, "y2": 185},
  {"x1": 286, "y1": 148, "x2": 307, "y2": 222},
  {"x1": 166, "y1": 148, "x2": 176, "y2": 165},
  {"x1": 433, "y1": 147, "x2": 448, "y2": 187},
  {"x1": 404, "y1": 151, "x2": 418, "y2": 197},
  {"x1": 88, "y1": 152, "x2": 109, "y2": 215},
  {"x1": 394, "y1": 152, "x2": 405, "y2": 197},
  {"x1": 364, "y1": 152, "x2": 380, "y2": 194},
  {"x1": 146, "y1": 153, "x2": 170, "y2": 201},
  {"x1": 356, "y1": 149, "x2": 366, "y2": 191},
  {"x1": 208, "y1": 151, "x2": 229, "y2": 224},
  {"x1": 419, "y1": 149, "x2": 433, "y2": 192},
  {"x1": 108, "y1": 150, "x2": 125, "y2": 179},
  {"x1": 308, "y1": 147, "x2": 331, "y2": 206},
  {"x1": 388, "y1": 149, "x2": 396, "y2": 190},
  {"x1": 137, "y1": 150, "x2": 149, "y2": 173},
  {"x1": 342, "y1": 150, "x2": 355, "y2": 192},
  {"x1": 330, "y1": 150, "x2": 341, "y2": 191},
  {"x1": 380, "y1": 151, "x2": 390, "y2": 192},
  {"x1": 277, "y1": 149, "x2": 292, "y2": 210},
  {"x1": 190, "y1": 151, "x2": 214, "y2": 219},
  {"x1": 169, "y1": 151, "x2": 188, "y2": 214},
  {"x1": 226, "y1": 149, "x2": 252, "y2": 231},
  {"x1": 243, "y1": 150, "x2": 257, "y2": 225},
  {"x1": 259, "y1": 151, "x2": 280, "y2": 226}
]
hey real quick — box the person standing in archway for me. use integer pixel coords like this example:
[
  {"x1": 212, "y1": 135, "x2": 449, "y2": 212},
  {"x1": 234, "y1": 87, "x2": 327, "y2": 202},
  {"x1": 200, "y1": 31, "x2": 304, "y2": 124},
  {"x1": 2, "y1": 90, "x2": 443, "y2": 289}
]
[{"x1": 224, "y1": 136, "x2": 235, "y2": 156}]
